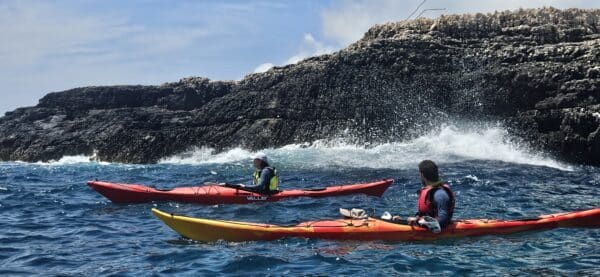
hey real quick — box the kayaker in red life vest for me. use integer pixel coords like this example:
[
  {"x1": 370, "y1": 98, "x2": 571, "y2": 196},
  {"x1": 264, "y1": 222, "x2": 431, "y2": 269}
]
[{"x1": 394, "y1": 160, "x2": 455, "y2": 229}]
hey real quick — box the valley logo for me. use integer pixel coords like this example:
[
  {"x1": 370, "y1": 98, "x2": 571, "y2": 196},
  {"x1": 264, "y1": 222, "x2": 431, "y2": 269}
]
[{"x1": 246, "y1": 196, "x2": 268, "y2": 201}]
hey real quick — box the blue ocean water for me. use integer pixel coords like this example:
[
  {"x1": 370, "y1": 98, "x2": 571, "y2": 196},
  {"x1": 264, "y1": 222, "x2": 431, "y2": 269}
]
[{"x1": 1, "y1": 127, "x2": 599, "y2": 275}]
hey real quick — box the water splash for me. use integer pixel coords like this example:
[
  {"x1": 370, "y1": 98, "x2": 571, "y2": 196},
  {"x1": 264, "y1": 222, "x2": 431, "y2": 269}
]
[
  {"x1": 4, "y1": 125, "x2": 570, "y2": 171},
  {"x1": 159, "y1": 125, "x2": 573, "y2": 171},
  {"x1": 159, "y1": 147, "x2": 252, "y2": 165},
  {"x1": 32, "y1": 155, "x2": 110, "y2": 166}
]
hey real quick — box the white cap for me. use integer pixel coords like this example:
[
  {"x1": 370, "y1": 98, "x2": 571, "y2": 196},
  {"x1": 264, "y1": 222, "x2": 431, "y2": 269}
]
[{"x1": 252, "y1": 152, "x2": 269, "y2": 164}]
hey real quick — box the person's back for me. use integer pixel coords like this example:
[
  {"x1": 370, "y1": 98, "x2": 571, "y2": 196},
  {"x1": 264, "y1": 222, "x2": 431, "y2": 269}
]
[
  {"x1": 415, "y1": 160, "x2": 455, "y2": 229},
  {"x1": 427, "y1": 186, "x2": 453, "y2": 228}
]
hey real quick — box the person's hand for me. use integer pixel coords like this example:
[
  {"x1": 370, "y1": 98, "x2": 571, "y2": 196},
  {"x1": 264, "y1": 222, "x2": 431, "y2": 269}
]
[
  {"x1": 392, "y1": 215, "x2": 402, "y2": 222},
  {"x1": 407, "y1": 217, "x2": 418, "y2": 225}
]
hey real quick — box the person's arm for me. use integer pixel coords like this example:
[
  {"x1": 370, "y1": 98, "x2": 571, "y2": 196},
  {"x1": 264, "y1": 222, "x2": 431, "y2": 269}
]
[
  {"x1": 434, "y1": 190, "x2": 451, "y2": 228},
  {"x1": 245, "y1": 168, "x2": 273, "y2": 191}
]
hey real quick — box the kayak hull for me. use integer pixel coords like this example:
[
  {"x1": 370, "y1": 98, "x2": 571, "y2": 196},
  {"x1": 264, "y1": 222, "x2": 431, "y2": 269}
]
[
  {"x1": 152, "y1": 208, "x2": 600, "y2": 242},
  {"x1": 87, "y1": 179, "x2": 393, "y2": 204}
]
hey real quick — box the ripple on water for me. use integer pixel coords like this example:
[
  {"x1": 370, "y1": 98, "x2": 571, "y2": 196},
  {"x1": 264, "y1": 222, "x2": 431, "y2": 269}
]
[{"x1": 0, "y1": 160, "x2": 598, "y2": 275}]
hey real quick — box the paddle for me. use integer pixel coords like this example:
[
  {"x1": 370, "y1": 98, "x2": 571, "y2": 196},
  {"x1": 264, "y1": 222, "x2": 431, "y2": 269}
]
[{"x1": 203, "y1": 182, "x2": 243, "y2": 188}]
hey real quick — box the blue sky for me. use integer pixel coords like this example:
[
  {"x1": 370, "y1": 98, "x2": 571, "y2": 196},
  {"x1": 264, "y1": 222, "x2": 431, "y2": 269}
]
[{"x1": 1, "y1": 0, "x2": 599, "y2": 115}]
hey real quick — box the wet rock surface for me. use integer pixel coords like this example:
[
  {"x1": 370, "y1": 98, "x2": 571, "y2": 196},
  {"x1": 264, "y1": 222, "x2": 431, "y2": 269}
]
[{"x1": 1, "y1": 7, "x2": 599, "y2": 164}]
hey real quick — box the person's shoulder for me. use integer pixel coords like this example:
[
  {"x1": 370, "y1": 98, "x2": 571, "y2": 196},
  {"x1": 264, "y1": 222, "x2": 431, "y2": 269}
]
[
  {"x1": 434, "y1": 188, "x2": 450, "y2": 199},
  {"x1": 262, "y1": 167, "x2": 274, "y2": 174}
]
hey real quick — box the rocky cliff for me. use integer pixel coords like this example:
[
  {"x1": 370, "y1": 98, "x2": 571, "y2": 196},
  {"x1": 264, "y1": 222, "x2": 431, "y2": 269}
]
[{"x1": 1, "y1": 7, "x2": 599, "y2": 165}]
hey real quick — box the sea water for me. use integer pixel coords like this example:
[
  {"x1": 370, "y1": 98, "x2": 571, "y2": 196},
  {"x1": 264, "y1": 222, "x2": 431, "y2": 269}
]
[{"x1": 0, "y1": 125, "x2": 598, "y2": 275}]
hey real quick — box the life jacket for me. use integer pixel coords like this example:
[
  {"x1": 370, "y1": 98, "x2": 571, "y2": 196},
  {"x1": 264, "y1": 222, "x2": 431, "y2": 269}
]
[
  {"x1": 417, "y1": 183, "x2": 455, "y2": 218},
  {"x1": 252, "y1": 167, "x2": 279, "y2": 192}
]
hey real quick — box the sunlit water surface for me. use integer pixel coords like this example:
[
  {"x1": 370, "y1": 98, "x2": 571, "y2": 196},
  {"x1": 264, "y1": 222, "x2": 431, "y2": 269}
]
[{"x1": 1, "y1": 126, "x2": 598, "y2": 275}]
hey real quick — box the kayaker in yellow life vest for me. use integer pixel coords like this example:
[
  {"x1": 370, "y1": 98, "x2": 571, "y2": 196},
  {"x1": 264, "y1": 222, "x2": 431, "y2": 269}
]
[{"x1": 235, "y1": 152, "x2": 279, "y2": 194}]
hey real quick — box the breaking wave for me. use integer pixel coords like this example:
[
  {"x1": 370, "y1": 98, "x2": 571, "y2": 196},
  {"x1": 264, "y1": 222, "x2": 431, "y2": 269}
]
[
  {"x1": 159, "y1": 125, "x2": 573, "y2": 171},
  {"x1": 6, "y1": 124, "x2": 570, "y2": 171},
  {"x1": 15, "y1": 154, "x2": 110, "y2": 166}
]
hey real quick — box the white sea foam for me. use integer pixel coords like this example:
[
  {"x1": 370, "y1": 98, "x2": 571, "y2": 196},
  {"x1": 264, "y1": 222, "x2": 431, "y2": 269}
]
[
  {"x1": 465, "y1": 175, "x2": 480, "y2": 181},
  {"x1": 159, "y1": 147, "x2": 253, "y2": 165},
  {"x1": 33, "y1": 154, "x2": 110, "y2": 166},
  {"x1": 4, "y1": 124, "x2": 571, "y2": 171},
  {"x1": 159, "y1": 125, "x2": 573, "y2": 171}
]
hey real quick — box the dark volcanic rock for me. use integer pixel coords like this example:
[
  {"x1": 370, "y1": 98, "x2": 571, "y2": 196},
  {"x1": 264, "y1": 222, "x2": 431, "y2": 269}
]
[{"x1": 1, "y1": 7, "x2": 599, "y2": 165}]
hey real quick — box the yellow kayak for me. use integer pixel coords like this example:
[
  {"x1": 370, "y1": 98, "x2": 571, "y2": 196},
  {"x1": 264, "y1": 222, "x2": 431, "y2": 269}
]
[{"x1": 152, "y1": 208, "x2": 600, "y2": 242}]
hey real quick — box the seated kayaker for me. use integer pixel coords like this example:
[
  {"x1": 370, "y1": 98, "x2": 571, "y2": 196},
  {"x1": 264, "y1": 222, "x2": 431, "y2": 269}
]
[
  {"x1": 393, "y1": 160, "x2": 455, "y2": 229},
  {"x1": 228, "y1": 152, "x2": 279, "y2": 194}
]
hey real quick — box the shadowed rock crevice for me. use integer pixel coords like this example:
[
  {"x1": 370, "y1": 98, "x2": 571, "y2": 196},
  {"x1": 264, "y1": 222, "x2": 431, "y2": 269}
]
[{"x1": 1, "y1": 7, "x2": 599, "y2": 165}]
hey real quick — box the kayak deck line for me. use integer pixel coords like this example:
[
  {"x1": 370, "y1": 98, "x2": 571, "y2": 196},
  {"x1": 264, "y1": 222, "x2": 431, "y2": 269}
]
[
  {"x1": 152, "y1": 207, "x2": 600, "y2": 242},
  {"x1": 87, "y1": 179, "x2": 393, "y2": 204}
]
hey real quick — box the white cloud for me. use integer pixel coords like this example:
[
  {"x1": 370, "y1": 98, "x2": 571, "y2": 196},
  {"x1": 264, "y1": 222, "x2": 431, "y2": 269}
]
[
  {"x1": 252, "y1": 0, "x2": 600, "y2": 75},
  {"x1": 0, "y1": 1, "x2": 223, "y2": 67},
  {"x1": 3, "y1": 0, "x2": 600, "y2": 115},
  {"x1": 0, "y1": 0, "x2": 277, "y2": 114},
  {"x1": 0, "y1": 1, "x2": 137, "y2": 66},
  {"x1": 251, "y1": 33, "x2": 336, "y2": 74},
  {"x1": 285, "y1": 33, "x2": 336, "y2": 64},
  {"x1": 254, "y1": 63, "x2": 274, "y2": 73},
  {"x1": 430, "y1": 0, "x2": 600, "y2": 14},
  {"x1": 321, "y1": 0, "x2": 415, "y2": 47},
  {"x1": 321, "y1": 0, "x2": 600, "y2": 47}
]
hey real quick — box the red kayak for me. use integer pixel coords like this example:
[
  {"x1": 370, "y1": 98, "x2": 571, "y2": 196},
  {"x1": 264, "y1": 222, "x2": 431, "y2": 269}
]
[{"x1": 87, "y1": 179, "x2": 393, "y2": 204}]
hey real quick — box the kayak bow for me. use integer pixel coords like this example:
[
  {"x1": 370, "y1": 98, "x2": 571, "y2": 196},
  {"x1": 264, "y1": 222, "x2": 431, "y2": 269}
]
[
  {"x1": 87, "y1": 179, "x2": 393, "y2": 204},
  {"x1": 152, "y1": 208, "x2": 600, "y2": 242}
]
